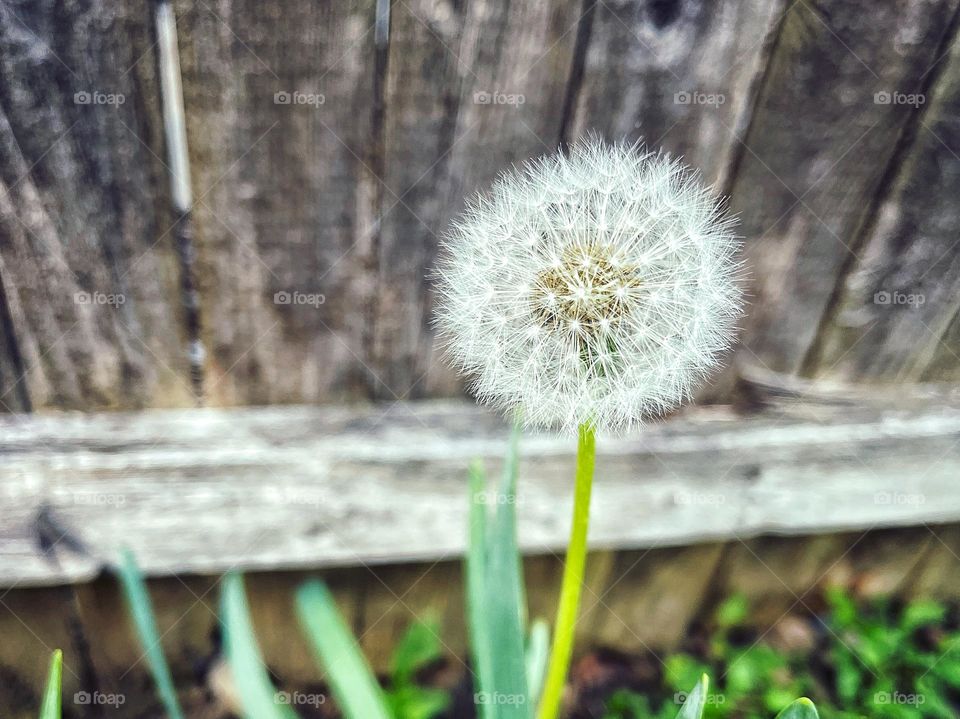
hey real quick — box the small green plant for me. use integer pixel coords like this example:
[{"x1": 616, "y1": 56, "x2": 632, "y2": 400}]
[
  {"x1": 39, "y1": 649, "x2": 62, "y2": 719},
  {"x1": 823, "y1": 588, "x2": 960, "y2": 719},
  {"x1": 604, "y1": 674, "x2": 820, "y2": 719},
  {"x1": 103, "y1": 437, "x2": 819, "y2": 719},
  {"x1": 466, "y1": 428, "x2": 547, "y2": 719},
  {"x1": 602, "y1": 590, "x2": 960, "y2": 719},
  {"x1": 384, "y1": 616, "x2": 451, "y2": 719}
]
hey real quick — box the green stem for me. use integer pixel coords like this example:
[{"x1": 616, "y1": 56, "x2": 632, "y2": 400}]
[{"x1": 537, "y1": 422, "x2": 596, "y2": 719}]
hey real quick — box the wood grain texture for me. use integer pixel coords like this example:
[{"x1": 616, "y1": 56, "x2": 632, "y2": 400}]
[
  {"x1": 371, "y1": 0, "x2": 464, "y2": 400},
  {"x1": 2, "y1": 398, "x2": 959, "y2": 587},
  {"x1": 803, "y1": 18, "x2": 960, "y2": 382},
  {"x1": 371, "y1": 0, "x2": 587, "y2": 400},
  {"x1": 0, "y1": 0, "x2": 194, "y2": 411},
  {"x1": 710, "y1": 525, "x2": 938, "y2": 628},
  {"x1": 586, "y1": 543, "x2": 725, "y2": 653},
  {"x1": 911, "y1": 524, "x2": 960, "y2": 599},
  {"x1": 565, "y1": 0, "x2": 785, "y2": 186},
  {"x1": 711, "y1": 533, "x2": 849, "y2": 625},
  {"x1": 729, "y1": 0, "x2": 960, "y2": 378},
  {"x1": 175, "y1": 0, "x2": 380, "y2": 405},
  {"x1": 3, "y1": 0, "x2": 960, "y2": 410},
  {"x1": 819, "y1": 525, "x2": 935, "y2": 597}
]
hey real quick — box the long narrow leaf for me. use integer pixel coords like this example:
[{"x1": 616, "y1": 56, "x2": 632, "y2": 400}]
[
  {"x1": 504, "y1": 426, "x2": 527, "y2": 635},
  {"x1": 467, "y1": 460, "x2": 495, "y2": 719},
  {"x1": 221, "y1": 573, "x2": 296, "y2": 719},
  {"x1": 485, "y1": 429, "x2": 531, "y2": 719},
  {"x1": 295, "y1": 580, "x2": 392, "y2": 719},
  {"x1": 117, "y1": 548, "x2": 185, "y2": 719},
  {"x1": 38, "y1": 649, "x2": 62, "y2": 719},
  {"x1": 775, "y1": 698, "x2": 820, "y2": 719},
  {"x1": 525, "y1": 619, "x2": 550, "y2": 708},
  {"x1": 675, "y1": 674, "x2": 708, "y2": 719}
]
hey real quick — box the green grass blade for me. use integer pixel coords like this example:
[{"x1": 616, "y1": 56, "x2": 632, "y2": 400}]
[
  {"x1": 38, "y1": 649, "x2": 62, "y2": 719},
  {"x1": 774, "y1": 698, "x2": 819, "y2": 719},
  {"x1": 467, "y1": 460, "x2": 495, "y2": 719},
  {"x1": 675, "y1": 674, "x2": 708, "y2": 719},
  {"x1": 295, "y1": 580, "x2": 392, "y2": 719},
  {"x1": 116, "y1": 548, "x2": 185, "y2": 719},
  {"x1": 525, "y1": 619, "x2": 550, "y2": 708},
  {"x1": 485, "y1": 429, "x2": 531, "y2": 719},
  {"x1": 221, "y1": 573, "x2": 296, "y2": 719}
]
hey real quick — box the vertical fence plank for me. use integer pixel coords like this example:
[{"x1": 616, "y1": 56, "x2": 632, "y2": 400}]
[
  {"x1": 565, "y1": 0, "x2": 785, "y2": 187},
  {"x1": 711, "y1": 534, "x2": 848, "y2": 624},
  {"x1": 585, "y1": 543, "x2": 725, "y2": 654},
  {"x1": 372, "y1": 0, "x2": 464, "y2": 399},
  {"x1": 911, "y1": 524, "x2": 960, "y2": 599},
  {"x1": 803, "y1": 21, "x2": 960, "y2": 382},
  {"x1": 0, "y1": 0, "x2": 193, "y2": 410},
  {"x1": 727, "y1": 0, "x2": 959, "y2": 378},
  {"x1": 175, "y1": 0, "x2": 379, "y2": 405},
  {"x1": 371, "y1": 0, "x2": 587, "y2": 400},
  {"x1": 436, "y1": 0, "x2": 587, "y2": 213}
]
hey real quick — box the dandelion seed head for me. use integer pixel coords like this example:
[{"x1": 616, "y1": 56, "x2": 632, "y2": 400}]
[{"x1": 434, "y1": 138, "x2": 744, "y2": 435}]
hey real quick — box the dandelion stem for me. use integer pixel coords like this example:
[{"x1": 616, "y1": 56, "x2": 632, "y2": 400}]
[{"x1": 537, "y1": 421, "x2": 596, "y2": 719}]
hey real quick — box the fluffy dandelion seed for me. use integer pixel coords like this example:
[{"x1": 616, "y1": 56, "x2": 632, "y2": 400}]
[{"x1": 435, "y1": 138, "x2": 743, "y2": 434}]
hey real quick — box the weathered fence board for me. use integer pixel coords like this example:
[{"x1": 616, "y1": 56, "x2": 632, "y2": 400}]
[
  {"x1": 0, "y1": 0, "x2": 193, "y2": 412},
  {"x1": 374, "y1": 0, "x2": 587, "y2": 400},
  {"x1": 804, "y1": 22, "x2": 960, "y2": 382},
  {"x1": 730, "y1": 0, "x2": 960, "y2": 377},
  {"x1": 565, "y1": 0, "x2": 785, "y2": 187},
  {"x1": 374, "y1": 0, "x2": 465, "y2": 400},
  {"x1": 2, "y1": 397, "x2": 959, "y2": 587},
  {"x1": 174, "y1": 0, "x2": 380, "y2": 405}
]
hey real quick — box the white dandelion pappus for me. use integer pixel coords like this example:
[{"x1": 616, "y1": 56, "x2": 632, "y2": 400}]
[{"x1": 434, "y1": 139, "x2": 743, "y2": 435}]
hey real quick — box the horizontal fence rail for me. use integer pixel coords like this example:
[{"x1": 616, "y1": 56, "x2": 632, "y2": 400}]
[{"x1": 2, "y1": 396, "x2": 959, "y2": 586}]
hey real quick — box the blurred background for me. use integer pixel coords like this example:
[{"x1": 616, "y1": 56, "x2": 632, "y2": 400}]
[{"x1": 1, "y1": 0, "x2": 960, "y2": 717}]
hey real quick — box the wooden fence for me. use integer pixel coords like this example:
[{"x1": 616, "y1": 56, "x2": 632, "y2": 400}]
[
  {"x1": 2, "y1": 0, "x2": 959, "y2": 412},
  {"x1": 2, "y1": 0, "x2": 960, "y2": 716}
]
